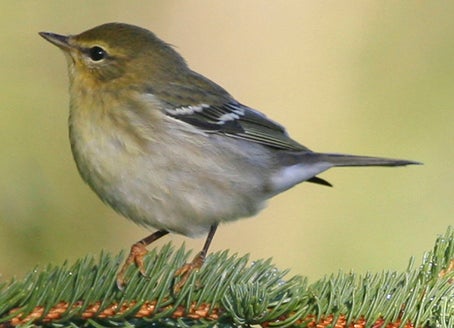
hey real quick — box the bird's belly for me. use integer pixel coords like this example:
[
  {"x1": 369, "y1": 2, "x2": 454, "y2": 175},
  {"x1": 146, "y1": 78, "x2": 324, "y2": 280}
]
[
  {"x1": 70, "y1": 126, "x2": 270, "y2": 237},
  {"x1": 100, "y1": 161, "x2": 266, "y2": 236}
]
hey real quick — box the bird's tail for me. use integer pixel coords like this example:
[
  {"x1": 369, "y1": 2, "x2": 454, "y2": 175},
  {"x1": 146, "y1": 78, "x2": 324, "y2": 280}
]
[
  {"x1": 304, "y1": 152, "x2": 421, "y2": 167},
  {"x1": 270, "y1": 151, "x2": 420, "y2": 191},
  {"x1": 300, "y1": 152, "x2": 420, "y2": 187}
]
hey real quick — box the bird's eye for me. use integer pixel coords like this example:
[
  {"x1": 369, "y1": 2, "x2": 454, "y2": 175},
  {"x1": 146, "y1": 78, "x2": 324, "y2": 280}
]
[{"x1": 88, "y1": 46, "x2": 107, "y2": 61}]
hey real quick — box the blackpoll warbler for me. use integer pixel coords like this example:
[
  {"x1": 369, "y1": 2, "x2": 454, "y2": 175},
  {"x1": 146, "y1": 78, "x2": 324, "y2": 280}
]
[{"x1": 39, "y1": 23, "x2": 419, "y2": 289}]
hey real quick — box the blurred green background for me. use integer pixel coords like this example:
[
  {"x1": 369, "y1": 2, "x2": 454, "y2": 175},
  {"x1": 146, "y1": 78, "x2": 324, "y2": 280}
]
[{"x1": 0, "y1": 2, "x2": 452, "y2": 282}]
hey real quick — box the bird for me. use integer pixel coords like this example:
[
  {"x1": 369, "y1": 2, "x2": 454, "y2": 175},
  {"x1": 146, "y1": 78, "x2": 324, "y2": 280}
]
[{"x1": 39, "y1": 22, "x2": 420, "y2": 290}]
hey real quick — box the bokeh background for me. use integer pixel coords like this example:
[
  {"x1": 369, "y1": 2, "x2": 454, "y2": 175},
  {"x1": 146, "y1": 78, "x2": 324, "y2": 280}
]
[{"x1": 0, "y1": 2, "x2": 452, "y2": 282}]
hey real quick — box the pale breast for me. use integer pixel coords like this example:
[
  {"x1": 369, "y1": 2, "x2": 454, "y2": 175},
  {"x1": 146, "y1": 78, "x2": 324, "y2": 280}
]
[{"x1": 69, "y1": 105, "x2": 274, "y2": 237}]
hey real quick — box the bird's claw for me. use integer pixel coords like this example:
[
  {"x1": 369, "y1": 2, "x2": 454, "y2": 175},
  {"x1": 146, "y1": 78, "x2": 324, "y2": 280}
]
[
  {"x1": 116, "y1": 242, "x2": 149, "y2": 290},
  {"x1": 173, "y1": 252, "x2": 205, "y2": 293}
]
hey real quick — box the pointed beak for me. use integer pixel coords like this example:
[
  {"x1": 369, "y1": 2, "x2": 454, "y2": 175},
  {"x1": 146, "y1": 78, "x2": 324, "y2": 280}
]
[{"x1": 39, "y1": 32, "x2": 71, "y2": 51}]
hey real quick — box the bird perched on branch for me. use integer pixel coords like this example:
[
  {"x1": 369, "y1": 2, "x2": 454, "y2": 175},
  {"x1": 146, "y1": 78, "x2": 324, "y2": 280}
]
[{"x1": 39, "y1": 23, "x2": 420, "y2": 290}]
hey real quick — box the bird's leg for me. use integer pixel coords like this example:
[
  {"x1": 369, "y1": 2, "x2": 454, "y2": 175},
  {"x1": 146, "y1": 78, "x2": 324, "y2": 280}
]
[
  {"x1": 116, "y1": 229, "x2": 169, "y2": 290},
  {"x1": 173, "y1": 224, "x2": 218, "y2": 292}
]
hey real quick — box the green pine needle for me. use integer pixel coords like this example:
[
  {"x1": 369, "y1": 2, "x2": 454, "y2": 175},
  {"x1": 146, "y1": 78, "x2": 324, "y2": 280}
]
[{"x1": 0, "y1": 227, "x2": 453, "y2": 328}]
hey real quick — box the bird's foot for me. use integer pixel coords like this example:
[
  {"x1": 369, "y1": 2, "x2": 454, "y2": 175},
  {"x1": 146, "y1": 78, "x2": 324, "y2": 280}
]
[
  {"x1": 173, "y1": 252, "x2": 205, "y2": 293},
  {"x1": 116, "y1": 242, "x2": 149, "y2": 290}
]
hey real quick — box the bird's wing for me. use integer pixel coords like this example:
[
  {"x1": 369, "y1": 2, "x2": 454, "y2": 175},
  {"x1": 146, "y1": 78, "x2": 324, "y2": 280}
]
[{"x1": 165, "y1": 100, "x2": 309, "y2": 151}]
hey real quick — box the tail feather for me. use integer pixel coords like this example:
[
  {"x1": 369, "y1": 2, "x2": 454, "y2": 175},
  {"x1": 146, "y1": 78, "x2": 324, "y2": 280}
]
[
  {"x1": 270, "y1": 151, "x2": 420, "y2": 194},
  {"x1": 307, "y1": 176, "x2": 333, "y2": 187},
  {"x1": 301, "y1": 152, "x2": 421, "y2": 167}
]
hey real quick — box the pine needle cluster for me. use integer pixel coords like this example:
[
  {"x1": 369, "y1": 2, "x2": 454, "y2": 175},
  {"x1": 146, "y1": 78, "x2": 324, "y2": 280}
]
[{"x1": 0, "y1": 227, "x2": 452, "y2": 327}]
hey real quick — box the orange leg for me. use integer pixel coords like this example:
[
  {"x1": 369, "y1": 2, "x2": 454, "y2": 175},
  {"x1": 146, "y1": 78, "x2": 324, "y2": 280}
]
[
  {"x1": 116, "y1": 229, "x2": 169, "y2": 290},
  {"x1": 173, "y1": 224, "x2": 218, "y2": 292}
]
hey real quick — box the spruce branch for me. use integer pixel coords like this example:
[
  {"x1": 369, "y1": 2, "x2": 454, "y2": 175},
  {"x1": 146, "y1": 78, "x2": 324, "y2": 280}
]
[{"x1": 0, "y1": 227, "x2": 452, "y2": 328}]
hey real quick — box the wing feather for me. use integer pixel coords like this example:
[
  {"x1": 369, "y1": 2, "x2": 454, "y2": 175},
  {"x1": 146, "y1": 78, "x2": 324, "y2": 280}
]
[{"x1": 165, "y1": 100, "x2": 309, "y2": 151}]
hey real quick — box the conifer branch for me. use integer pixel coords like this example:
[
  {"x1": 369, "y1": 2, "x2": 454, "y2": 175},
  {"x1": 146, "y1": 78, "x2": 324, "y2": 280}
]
[{"x1": 0, "y1": 227, "x2": 452, "y2": 328}]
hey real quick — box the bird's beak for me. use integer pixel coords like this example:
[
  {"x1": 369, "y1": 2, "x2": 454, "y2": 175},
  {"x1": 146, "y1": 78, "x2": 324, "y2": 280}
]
[{"x1": 39, "y1": 32, "x2": 71, "y2": 51}]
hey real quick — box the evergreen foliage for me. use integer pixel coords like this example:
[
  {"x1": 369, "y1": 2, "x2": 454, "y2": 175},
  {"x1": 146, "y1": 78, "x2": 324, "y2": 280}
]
[{"x1": 0, "y1": 227, "x2": 452, "y2": 327}]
